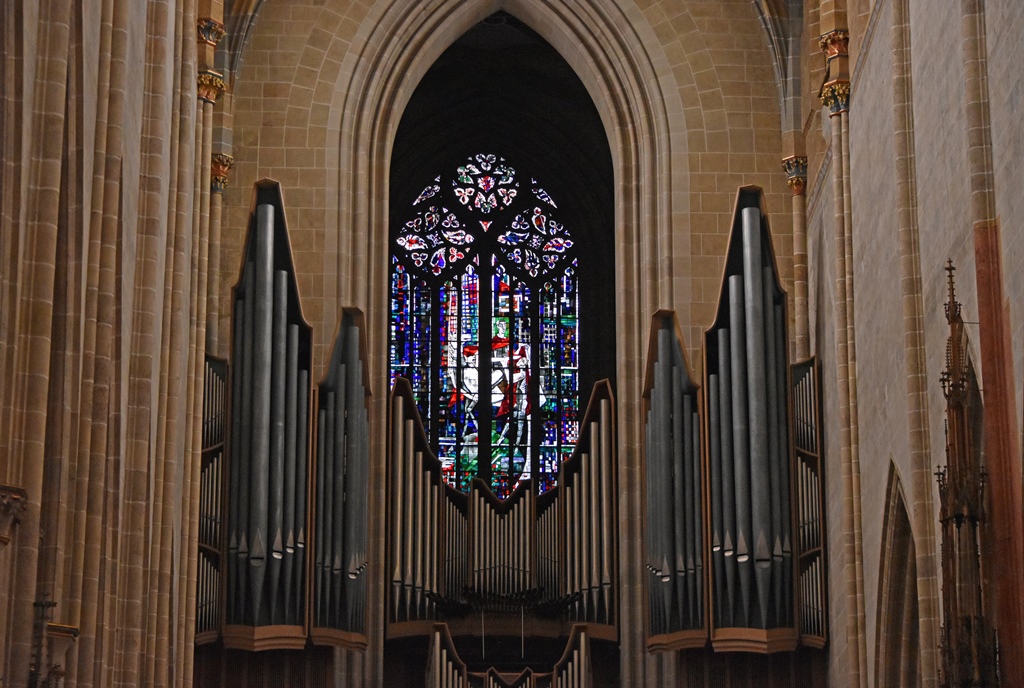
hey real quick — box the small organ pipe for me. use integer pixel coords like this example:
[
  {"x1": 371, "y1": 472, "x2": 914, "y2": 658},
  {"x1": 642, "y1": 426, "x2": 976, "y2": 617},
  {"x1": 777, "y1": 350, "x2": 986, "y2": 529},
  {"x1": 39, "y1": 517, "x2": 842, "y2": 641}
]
[
  {"x1": 295, "y1": 369, "x2": 309, "y2": 620},
  {"x1": 717, "y1": 327, "x2": 736, "y2": 627}
]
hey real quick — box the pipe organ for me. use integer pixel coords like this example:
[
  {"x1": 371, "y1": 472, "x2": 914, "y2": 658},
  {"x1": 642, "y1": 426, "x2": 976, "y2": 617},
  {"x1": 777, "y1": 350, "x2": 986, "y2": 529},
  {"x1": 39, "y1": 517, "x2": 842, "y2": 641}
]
[
  {"x1": 427, "y1": 623, "x2": 470, "y2": 688},
  {"x1": 792, "y1": 358, "x2": 827, "y2": 647},
  {"x1": 198, "y1": 355, "x2": 227, "y2": 641},
  {"x1": 312, "y1": 309, "x2": 371, "y2": 644},
  {"x1": 551, "y1": 625, "x2": 592, "y2": 688},
  {"x1": 422, "y1": 623, "x2": 593, "y2": 688},
  {"x1": 643, "y1": 312, "x2": 704, "y2": 644},
  {"x1": 643, "y1": 187, "x2": 828, "y2": 657},
  {"x1": 387, "y1": 379, "x2": 616, "y2": 633},
  {"x1": 225, "y1": 184, "x2": 314, "y2": 646}
]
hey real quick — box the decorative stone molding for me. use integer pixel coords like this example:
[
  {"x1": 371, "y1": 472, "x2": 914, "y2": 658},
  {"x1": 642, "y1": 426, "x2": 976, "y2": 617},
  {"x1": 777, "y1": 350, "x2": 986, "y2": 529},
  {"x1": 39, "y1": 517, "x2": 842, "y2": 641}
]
[
  {"x1": 820, "y1": 80, "x2": 851, "y2": 116},
  {"x1": 197, "y1": 70, "x2": 226, "y2": 104},
  {"x1": 198, "y1": 18, "x2": 226, "y2": 47},
  {"x1": 0, "y1": 484, "x2": 28, "y2": 546},
  {"x1": 818, "y1": 29, "x2": 850, "y2": 60},
  {"x1": 782, "y1": 156, "x2": 808, "y2": 195},
  {"x1": 211, "y1": 153, "x2": 234, "y2": 194}
]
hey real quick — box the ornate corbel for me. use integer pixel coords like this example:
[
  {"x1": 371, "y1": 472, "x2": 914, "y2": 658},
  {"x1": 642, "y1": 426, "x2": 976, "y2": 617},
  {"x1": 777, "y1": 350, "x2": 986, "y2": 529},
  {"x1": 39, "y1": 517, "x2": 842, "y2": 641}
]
[
  {"x1": 782, "y1": 156, "x2": 808, "y2": 196},
  {"x1": 197, "y1": 70, "x2": 226, "y2": 104},
  {"x1": 818, "y1": 29, "x2": 850, "y2": 61},
  {"x1": 820, "y1": 80, "x2": 851, "y2": 116},
  {"x1": 197, "y1": 18, "x2": 226, "y2": 47},
  {"x1": 211, "y1": 153, "x2": 234, "y2": 194}
]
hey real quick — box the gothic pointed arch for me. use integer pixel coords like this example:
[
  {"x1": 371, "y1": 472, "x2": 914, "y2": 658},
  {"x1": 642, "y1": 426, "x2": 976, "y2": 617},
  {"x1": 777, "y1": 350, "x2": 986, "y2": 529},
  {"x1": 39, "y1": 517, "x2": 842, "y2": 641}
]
[
  {"x1": 875, "y1": 463, "x2": 920, "y2": 688},
  {"x1": 324, "y1": 3, "x2": 689, "y2": 683}
]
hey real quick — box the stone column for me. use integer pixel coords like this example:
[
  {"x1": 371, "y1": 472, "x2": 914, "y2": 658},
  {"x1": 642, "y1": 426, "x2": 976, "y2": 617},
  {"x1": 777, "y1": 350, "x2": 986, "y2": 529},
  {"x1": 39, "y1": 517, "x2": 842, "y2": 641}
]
[
  {"x1": 820, "y1": 26, "x2": 867, "y2": 688},
  {"x1": 782, "y1": 155, "x2": 809, "y2": 361},
  {"x1": 209, "y1": 151, "x2": 233, "y2": 354},
  {"x1": 958, "y1": 1, "x2": 1024, "y2": 684},
  {"x1": 890, "y1": 1, "x2": 940, "y2": 683}
]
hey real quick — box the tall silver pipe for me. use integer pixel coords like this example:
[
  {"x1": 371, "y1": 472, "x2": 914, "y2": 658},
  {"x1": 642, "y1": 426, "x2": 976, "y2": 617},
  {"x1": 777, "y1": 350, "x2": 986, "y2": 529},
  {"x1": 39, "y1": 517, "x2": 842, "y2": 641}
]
[
  {"x1": 716, "y1": 328, "x2": 736, "y2": 627},
  {"x1": 728, "y1": 274, "x2": 752, "y2": 627},
  {"x1": 762, "y1": 268, "x2": 783, "y2": 626},
  {"x1": 237, "y1": 271, "x2": 255, "y2": 622},
  {"x1": 316, "y1": 404, "x2": 328, "y2": 625},
  {"x1": 283, "y1": 324, "x2": 298, "y2": 624},
  {"x1": 249, "y1": 205, "x2": 275, "y2": 626},
  {"x1": 295, "y1": 369, "x2": 309, "y2": 620},
  {"x1": 391, "y1": 394, "x2": 404, "y2": 619},
  {"x1": 741, "y1": 208, "x2": 771, "y2": 629},
  {"x1": 335, "y1": 364, "x2": 352, "y2": 630},
  {"x1": 708, "y1": 372, "x2": 724, "y2": 626},
  {"x1": 775, "y1": 301, "x2": 793, "y2": 625},
  {"x1": 692, "y1": 407, "x2": 703, "y2": 628},
  {"x1": 269, "y1": 270, "x2": 288, "y2": 624},
  {"x1": 678, "y1": 384, "x2": 692, "y2": 627}
]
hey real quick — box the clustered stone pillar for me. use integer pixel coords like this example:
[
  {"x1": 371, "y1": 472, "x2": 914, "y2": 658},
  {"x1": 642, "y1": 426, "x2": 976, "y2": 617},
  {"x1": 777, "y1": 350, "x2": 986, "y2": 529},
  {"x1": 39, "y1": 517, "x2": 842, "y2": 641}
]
[
  {"x1": 782, "y1": 155, "x2": 808, "y2": 361},
  {"x1": 819, "y1": 27, "x2": 867, "y2": 688},
  {"x1": 958, "y1": 1, "x2": 1024, "y2": 684}
]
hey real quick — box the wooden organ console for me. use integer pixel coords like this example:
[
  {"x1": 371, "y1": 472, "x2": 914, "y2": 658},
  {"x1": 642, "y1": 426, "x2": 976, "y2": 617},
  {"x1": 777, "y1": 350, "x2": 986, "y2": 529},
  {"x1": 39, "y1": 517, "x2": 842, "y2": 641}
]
[
  {"x1": 387, "y1": 379, "x2": 617, "y2": 638},
  {"x1": 643, "y1": 186, "x2": 828, "y2": 655}
]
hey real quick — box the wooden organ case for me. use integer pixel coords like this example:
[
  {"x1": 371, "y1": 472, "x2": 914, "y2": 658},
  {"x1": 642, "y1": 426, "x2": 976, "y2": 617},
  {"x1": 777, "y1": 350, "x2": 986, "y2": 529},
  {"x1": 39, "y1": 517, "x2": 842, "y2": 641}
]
[{"x1": 642, "y1": 187, "x2": 828, "y2": 675}]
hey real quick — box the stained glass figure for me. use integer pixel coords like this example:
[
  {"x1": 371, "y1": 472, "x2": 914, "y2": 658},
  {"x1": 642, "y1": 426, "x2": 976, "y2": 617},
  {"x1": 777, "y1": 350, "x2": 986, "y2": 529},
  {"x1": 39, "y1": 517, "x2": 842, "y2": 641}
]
[{"x1": 391, "y1": 154, "x2": 579, "y2": 498}]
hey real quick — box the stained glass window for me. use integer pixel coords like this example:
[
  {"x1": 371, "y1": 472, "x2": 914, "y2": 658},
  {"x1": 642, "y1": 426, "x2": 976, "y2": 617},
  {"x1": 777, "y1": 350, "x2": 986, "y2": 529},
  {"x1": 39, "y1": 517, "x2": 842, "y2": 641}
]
[{"x1": 390, "y1": 154, "x2": 579, "y2": 497}]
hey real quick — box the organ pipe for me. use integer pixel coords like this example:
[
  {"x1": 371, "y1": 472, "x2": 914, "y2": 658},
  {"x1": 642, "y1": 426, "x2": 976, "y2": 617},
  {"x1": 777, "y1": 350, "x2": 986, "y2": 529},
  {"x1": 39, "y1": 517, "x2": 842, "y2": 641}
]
[
  {"x1": 642, "y1": 312, "x2": 705, "y2": 643},
  {"x1": 311, "y1": 310, "x2": 371, "y2": 644},
  {"x1": 386, "y1": 379, "x2": 616, "y2": 630},
  {"x1": 224, "y1": 182, "x2": 313, "y2": 648},
  {"x1": 700, "y1": 186, "x2": 798, "y2": 651}
]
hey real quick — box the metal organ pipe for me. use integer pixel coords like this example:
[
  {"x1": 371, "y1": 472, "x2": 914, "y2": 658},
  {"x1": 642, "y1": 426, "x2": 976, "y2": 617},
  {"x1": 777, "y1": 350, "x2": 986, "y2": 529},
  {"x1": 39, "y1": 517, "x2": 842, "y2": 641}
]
[{"x1": 728, "y1": 274, "x2": 752, "y2": 627}]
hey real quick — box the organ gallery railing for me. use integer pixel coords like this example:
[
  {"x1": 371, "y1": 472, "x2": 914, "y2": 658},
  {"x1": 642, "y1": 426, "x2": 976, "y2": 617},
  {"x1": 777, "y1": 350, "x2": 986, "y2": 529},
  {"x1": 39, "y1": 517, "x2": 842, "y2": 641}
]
[{"x1": 387, "y1": 378, "x2": 617, "y2": 636}]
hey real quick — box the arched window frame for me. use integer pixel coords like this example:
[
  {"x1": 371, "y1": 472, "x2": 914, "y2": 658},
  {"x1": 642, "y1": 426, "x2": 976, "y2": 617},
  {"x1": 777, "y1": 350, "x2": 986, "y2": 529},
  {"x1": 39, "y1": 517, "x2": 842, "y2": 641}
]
[{"x1": 390, "y1": 153, "x2": 580, "y2": 498}]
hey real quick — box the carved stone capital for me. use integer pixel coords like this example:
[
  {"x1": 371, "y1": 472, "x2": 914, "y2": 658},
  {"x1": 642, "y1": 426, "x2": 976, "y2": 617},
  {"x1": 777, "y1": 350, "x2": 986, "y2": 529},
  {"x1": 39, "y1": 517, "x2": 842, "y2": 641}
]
[
  {"x1": 197, "y1": 70, "x2": 226, "y2": 104},
  {"x1": 211, "y1": 153, "x2": 234, "y2": 194},
  {"x1": 820, "y1": 80, "x2": 851, "y2": 116},
  {"x1": 782, "y1": 156, "x2": 808, "y2": 195},
  {"x1": 0, "y1": 484, "x2": 28, "y2": 546},
  {"x1": 818, "y1": 29, "x2": 850, "y2": 59},
  {"x1": 197, "y1": 18, "x2": 226, "y2": 47}
]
